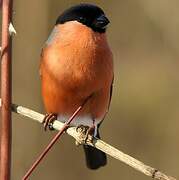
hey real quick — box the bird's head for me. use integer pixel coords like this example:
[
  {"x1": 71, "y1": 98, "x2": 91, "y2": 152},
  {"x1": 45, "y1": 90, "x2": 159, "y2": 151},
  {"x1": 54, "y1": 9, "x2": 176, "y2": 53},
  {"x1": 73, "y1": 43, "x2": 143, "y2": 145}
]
[{"x1": 55, "y1": 3, "x2": 110, "y2": 33}]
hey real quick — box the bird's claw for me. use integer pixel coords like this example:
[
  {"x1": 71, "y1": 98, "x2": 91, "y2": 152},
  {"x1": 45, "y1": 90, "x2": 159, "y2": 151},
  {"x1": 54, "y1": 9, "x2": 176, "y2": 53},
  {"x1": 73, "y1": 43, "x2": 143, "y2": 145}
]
[
  {"x1": 75, "y1": 125, "x2": 94, "y2": 146},
  {"x1": 42, "y1": 113, "x2": 57, "y2": 131}
]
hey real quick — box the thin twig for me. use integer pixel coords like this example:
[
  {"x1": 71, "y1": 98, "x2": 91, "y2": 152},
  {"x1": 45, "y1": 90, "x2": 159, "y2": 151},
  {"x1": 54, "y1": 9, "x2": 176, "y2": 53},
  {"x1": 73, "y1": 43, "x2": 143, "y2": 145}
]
[{"x1": 0, "y1": 99, "x2": 176, "y2": 180}]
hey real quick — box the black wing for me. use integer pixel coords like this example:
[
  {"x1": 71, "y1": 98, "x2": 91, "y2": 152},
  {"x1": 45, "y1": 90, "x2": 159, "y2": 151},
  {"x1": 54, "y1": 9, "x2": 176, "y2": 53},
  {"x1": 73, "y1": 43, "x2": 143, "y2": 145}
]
[{"x1": 98, "y1": 76, "x2": 114, "y2": 128}]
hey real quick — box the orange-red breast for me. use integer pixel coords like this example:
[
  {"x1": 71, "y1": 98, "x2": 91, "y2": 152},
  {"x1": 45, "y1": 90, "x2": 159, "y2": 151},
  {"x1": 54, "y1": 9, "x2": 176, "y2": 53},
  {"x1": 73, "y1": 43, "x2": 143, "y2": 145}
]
[{"x1": 40, "y1": 3, "x2": 113, "y2": 169}]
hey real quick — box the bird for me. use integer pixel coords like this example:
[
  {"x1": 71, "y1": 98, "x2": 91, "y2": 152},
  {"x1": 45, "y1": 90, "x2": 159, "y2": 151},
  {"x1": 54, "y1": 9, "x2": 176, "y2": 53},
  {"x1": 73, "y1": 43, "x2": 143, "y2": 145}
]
[{"x1": 39, "y1": 3, "x2": 114, "y2": 170}]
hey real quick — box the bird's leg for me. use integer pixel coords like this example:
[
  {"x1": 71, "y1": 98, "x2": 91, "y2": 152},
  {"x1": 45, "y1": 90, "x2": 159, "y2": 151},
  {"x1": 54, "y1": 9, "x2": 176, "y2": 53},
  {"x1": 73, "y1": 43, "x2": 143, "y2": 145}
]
[
  {"x1": 87, "y1": 119, "x2": 95, "y2": 136},
  {"x1": 75, "y1": 120, "x2": 95, "y2": 146},
  {"x1": 85, "y1": 119, "x2": 95, "y2": 142},
  {"x1": 42, "y1": 113, "x2": 57, "y2": 131}
]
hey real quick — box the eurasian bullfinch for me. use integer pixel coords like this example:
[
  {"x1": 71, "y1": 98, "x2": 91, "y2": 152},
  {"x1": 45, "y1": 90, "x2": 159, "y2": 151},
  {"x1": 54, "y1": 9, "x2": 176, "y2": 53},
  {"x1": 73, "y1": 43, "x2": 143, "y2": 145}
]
[{"x1": 40, "y1": 3, "x2": 114, "y2": 169}]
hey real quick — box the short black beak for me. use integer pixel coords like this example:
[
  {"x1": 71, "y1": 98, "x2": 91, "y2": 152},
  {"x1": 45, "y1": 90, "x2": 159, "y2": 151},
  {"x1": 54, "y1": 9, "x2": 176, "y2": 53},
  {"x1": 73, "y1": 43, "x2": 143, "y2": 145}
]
[{"x1": 94, "y1": 14, "x2": 110, "y2": 29}]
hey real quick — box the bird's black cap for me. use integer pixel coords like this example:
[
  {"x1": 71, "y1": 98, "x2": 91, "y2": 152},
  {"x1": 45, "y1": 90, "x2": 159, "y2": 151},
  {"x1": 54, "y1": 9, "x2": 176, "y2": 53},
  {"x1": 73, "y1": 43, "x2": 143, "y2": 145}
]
[{"x1": 56, "y1": 3, "x2": 110, "y2": 33}]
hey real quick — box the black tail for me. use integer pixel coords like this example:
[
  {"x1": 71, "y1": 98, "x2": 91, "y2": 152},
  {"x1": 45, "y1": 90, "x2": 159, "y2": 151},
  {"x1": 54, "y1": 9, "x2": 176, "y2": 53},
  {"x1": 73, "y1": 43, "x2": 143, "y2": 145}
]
[{"x1": 83, "y1": 131, "x2": 107, "y2": 169}]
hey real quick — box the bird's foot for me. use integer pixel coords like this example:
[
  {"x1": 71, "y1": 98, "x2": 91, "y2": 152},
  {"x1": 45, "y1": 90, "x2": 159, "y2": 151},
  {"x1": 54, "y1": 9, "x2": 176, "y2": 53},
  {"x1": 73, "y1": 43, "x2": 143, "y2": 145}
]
[
  {"x1": 42, "y1": 113, "x2": 57, "y2": 131},
  {"x1": 75, "y1": 125, "x2": 95, "y2": 146}
]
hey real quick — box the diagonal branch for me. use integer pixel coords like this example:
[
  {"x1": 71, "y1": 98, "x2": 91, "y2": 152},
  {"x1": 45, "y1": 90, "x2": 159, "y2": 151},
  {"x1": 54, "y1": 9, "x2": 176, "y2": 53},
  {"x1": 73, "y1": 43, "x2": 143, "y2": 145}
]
[{"x1": 0, "y1": 99, "x2": 176, "y2": 180}]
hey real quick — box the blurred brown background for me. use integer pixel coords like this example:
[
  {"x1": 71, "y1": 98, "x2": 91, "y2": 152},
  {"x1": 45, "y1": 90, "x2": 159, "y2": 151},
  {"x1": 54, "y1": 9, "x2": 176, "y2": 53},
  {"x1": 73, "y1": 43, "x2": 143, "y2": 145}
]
[{"x1": 10, "y1": 0, "x2": 179, "y2": 179}]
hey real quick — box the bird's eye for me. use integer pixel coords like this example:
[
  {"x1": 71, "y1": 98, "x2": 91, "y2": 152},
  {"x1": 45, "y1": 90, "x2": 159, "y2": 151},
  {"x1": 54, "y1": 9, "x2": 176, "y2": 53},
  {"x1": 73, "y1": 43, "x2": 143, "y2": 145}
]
[{"x1": 79, "y1": 17, "x2": 85, "y2": 23}]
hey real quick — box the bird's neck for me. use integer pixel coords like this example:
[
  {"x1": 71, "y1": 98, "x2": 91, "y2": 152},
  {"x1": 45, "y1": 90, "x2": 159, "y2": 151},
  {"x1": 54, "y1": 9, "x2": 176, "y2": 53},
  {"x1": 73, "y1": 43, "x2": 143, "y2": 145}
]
[{"x1": 46, "y1": 21, "x2": 108, "y2": 49}]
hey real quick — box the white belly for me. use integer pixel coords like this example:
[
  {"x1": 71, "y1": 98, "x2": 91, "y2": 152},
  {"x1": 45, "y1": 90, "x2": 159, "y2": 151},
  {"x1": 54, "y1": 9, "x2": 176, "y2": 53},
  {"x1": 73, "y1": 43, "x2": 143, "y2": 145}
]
[{"x1": 57, "y1": 114, "x2": 101, "y2": 136}]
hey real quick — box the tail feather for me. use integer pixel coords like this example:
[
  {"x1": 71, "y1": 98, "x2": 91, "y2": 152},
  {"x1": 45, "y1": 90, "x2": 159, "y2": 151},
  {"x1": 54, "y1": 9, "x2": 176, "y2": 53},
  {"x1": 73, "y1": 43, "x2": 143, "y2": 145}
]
[
  {"x1": 83, "y1": 145, "x2": 107, "y2": 169},
  {"x1": 83, "y1": 130, "x2": 107, "y2": 169}
]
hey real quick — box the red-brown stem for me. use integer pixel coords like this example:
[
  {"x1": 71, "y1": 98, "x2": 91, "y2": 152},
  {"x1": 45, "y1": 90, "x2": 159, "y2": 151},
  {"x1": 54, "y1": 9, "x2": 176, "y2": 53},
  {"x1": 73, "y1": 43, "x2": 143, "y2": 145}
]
[
  {"x1": 0, "y1": 0, "x2": 13, "y2": 180},
  {"x1": 22, "y1": 101, "x2": 87, "y2": 180},
  {"x1": 0, "y1": 0, "x2": 2, "y2": 8}
]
